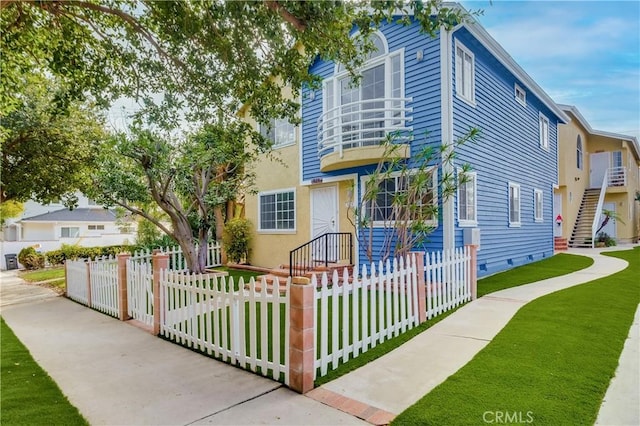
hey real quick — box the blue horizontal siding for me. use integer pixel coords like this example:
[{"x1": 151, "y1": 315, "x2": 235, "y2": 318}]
[{"x1": 451, "y1": 27, "x2": 558, "y2": 276}]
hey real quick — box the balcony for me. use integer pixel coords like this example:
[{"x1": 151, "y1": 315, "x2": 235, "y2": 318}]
[
  {"x1": 607, "y1": 166, "x2": 626, "y2": 186},
  {"x1": 317, "y1": 98, "x2": 412, "y2": 172}
]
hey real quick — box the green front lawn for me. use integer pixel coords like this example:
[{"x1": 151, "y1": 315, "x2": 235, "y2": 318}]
[
  {"x1": 394, "y1": 247, "x2": 639, "y2": 425},
  {"x1": 478, "y1": 253, "x2": 594, "y2": 297},
  {"x1": 0, "y1": 317, "x2": 88, "y2": 425},
  {"x1": 18, "y1": 266, "x2": 65, "y2": 283}
]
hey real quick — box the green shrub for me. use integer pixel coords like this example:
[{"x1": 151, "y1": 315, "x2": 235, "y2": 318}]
[
  {"x1": 223, "y1": 218, "x2": 252, "y2": 264},
  {"x1": 45, "y1": 249, "x2": 65, "y2": 265},
  {"x1": 597, "y1": 232, "x2": 617, "y2": 247},
  {"x1": 18, "y1": 247, "x2": 45, "y2": 270}
]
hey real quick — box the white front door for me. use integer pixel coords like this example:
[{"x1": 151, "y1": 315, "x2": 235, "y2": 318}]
[
  {"x1": 310, "y1": 186, "x2": 338, "y2": 260},
  {"x1": 553, "y1": 193, "x2": 563, "y2": 237},
  {"x1": 590, "y1": 152, "x2": 610, "y2": 188}
]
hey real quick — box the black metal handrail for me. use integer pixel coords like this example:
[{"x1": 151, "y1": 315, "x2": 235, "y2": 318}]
[{"x1": 289, "y1": 233, "x2": 353, "y2": 277}]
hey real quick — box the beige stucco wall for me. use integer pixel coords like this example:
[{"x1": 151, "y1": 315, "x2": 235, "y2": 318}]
[{"x1": 557, "y1": 112, "x2": 640, "y2": 242}]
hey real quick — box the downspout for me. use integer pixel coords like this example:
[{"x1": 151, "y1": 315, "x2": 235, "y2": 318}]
[{"x1": 440, "y1": 27, "x2": 455, "y2": 251}]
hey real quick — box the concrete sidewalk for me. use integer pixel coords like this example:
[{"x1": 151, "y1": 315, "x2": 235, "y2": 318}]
[
  {"x1": 0, "y1": 270, "x2": 364, "y2": 426},
  {"x1": 312, "y1": 247, "x2": 637, "y2": 424}
]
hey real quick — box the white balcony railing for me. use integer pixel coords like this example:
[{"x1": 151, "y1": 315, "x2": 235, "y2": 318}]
[
  {"x1": 317, "y1": 98, "x2": 413, "y2": 158},
  {"x1": 607, "y1": 166, "x2": 626, "y2": 187}
]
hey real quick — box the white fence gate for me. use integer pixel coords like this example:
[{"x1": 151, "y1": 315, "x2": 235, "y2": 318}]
[
  {"x1": 131, "y1": 241, "x2": 222, "y2": 271},
  {"x1": 314, "y1": 254, "x2": 421, "y2": 378},
  {"x1": 66, "y1": 260, "x2": 89, "y2": 305},
  {"x1": 159, "y1": 271, "x2": 289, "y2": 384},
  {"x1": 126, "y1": 259, "x2": 154, "y2": 326},
  {"x1": 89, "y1": 256, "x2": 119, "y2": 317}
]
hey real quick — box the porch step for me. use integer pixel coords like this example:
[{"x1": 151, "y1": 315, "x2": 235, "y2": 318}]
[
  {"x1": 554, "y1": 237, "x2": 568, "y2": 251},
  {"x1": 248, "y1": 263, "x2": 354, "y2": 294}
]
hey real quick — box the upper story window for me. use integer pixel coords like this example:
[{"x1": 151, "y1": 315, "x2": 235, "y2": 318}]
[
  {"x1": 514, "y1": 84, "x2": 526, "y2": 106},
  {"x1": 576, "y1": 135, "x2": 583, "y2": 170},
  {"x1": 258, "y1": 189, "x2": 295, "y2": 232},
  {"x1": 539, "y1": 114, "x2": 549, "y2": 150},
  {"x1": 508, "y1": 182, "x2": 521, "y2": 227},
  {"x1": 457, "y1": 169, "x2": 477, "y2": 227},
  {"x1": 455, "y1": 41, "x2": 475, "y2": 105},
  {"x1": 612, "y1": 151, "x2": 623, "y2": 168},
  {"x1": 362, "y1": 169, "x2": 438, "y2": 226},
  {"x1": 320, "y1": 31, "x2": 408, "y2": 152},
  {"x1": 260, "y1": 118, "x2": 295, "y2": 148}
]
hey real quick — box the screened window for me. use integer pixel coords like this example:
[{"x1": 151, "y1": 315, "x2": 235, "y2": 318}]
[
  {"x1": 455, "y1": 41, "x2": 475, "y2": 104},
  {"x1": 576, "y1": 135, "x2": 583, "y2": 170},
  {"x1": 509, "y1": 183, "x2": 521, "y2": 227},
  {"x1": 534, "y1": 189, "x2": 543, "y2": 222},
  {"x1": 363, "y1": 170, "x2": 438, "y2": 225},
  {"x1": 259, "y1": 190, "x2": 295, "y2": 231},
  {"x1": 458, "y1": 171, "x2": 477, "y2": 226},
  {"x1": 260, "y1": 118, "x2": 295, "y2": 147},
  {"x1": 539, "y1": 114, "x2": 550, "y2": 150},
  {"x1": 88, "y1": 225, "x2": 105, "y2": 231},
  {"x1": 61, "y1": 227, "x2": 80, "y2": 238}
]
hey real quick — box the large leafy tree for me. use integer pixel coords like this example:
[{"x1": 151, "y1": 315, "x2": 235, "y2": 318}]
[
  {"x1": 89, "y1": 122, "x2": 261, "y2": 273},
  {"x1": 2, "y1": 0, "x2": 473, "y2": 271},
  {"x1": 1, "y1": 75, "x2": 106, "y2": 205}
]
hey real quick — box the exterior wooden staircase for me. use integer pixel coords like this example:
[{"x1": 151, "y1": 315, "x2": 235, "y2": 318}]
[
  {"x1": 569, "y1": 188, "x2": 601, "y2": 248},
  {"x1": 554, "y1": 237, "x2": 568, "y2": 251}
]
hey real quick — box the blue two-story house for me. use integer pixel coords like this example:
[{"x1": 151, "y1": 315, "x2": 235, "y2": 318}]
[{"x1": 244, "y1": 5, "x2": 569, "y2": 278}]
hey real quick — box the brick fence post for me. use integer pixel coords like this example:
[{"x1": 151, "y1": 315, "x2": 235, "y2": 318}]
[
  {"x1": 409, "y1": 252, "x2": 427, "y2": 324},
  {"x1": 85, "y1": 261, "x2": 92, "y2": 307},
  {"x1": 289, "y1": 276, "x2": 315, "y2": 394},
  {"x1": 117, "y1": 253, "x2": 131, "y2": 321},
  {"x1": 467, "y1": 245, "x2": 478, "y2": 300},
  {"x1": 152, "y1": 253, "x2": 169, "y2": 336}
]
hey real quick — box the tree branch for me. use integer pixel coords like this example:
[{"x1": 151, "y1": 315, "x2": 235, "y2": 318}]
[{"x1": 264, "y1": 1, "x2": 306, "y2": 32}]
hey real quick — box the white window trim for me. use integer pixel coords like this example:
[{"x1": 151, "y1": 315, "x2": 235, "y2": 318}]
[
  {"x1": 508, "y1": 182, "x2": 521, "y2": 228},
  {"x1": 576, "y1": 135, "x2": 583, "y2": 170},
  {"x1": 360, "y1": 168, "x2": 438, "y2": 228},
  {"x1": 454, "y1": 40, "x2": 476, "y2": 107},
  {"x1": 457, "y1": 169, "x2": 477, "y2": 227},
  {"x1": 534, "y1": 189, "x2": 544, "y2": 223},
  {"x1": 257, "y1": 188, "x2": 296, "y2": 233},
  {"x1": 61, "y1": 226, "x2": 80, "y2": 238},
  {"x1": 539, "y1": 113, "x2": 550, "y2": 151},
  {"x1": 514, "y1": 83, "x2": 526, "y2": 107}
]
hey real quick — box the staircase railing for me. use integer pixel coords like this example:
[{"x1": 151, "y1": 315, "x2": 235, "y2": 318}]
[
  {"x1": 591, "y1": 171, "x2": 608, "y2": 248},
  {"x1": 289, "y1": 233, "x2": 353, "y2": 277}
]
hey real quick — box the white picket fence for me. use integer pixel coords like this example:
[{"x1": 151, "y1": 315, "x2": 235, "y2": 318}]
[
  {"x1": 425, "y1": 246, "x2": 472, "y2": 319},
  {"x1": 314, "y1": 254, "x2": 420, "y2": 378},
  {"x1": 66, "y1": 260, "x2": 89, "y2": 305},
  {"x1": 89, "y1": 256, "x2": 119, "y2": 317},
  {"x1": 131, "y1": 241, "x2": 222, "y2": 271},
  {"x1": 126, "y1": 259, "x2": 154, "y2": 326},
  {"x1": 159, "y1": 271, "x2": 290, "y2": 384}
]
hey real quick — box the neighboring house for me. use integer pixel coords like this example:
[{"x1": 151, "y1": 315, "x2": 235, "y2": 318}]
[
  {"x1": 243, "y1": 4, "x2": 569, "y2": 277},
  {"x1": 555, "y1": 104, "x2": 640, "y2": 247},
  {"x1": 1, "y1": 194, "x2": 136, "y2": 269}
]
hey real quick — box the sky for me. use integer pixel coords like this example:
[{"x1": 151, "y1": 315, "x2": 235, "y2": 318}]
[{"x1": 461, "y1": 0, "x2": 640, "y2": 139}]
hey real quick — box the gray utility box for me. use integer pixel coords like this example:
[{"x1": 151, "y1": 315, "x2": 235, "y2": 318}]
[{"x1": 5, "y1": 254, "x2": 18, "y2": 270}]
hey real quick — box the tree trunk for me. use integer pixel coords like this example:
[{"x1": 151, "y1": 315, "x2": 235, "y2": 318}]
[{"x1": 214, "y1": 205, "x2": 227, "y2": 264}]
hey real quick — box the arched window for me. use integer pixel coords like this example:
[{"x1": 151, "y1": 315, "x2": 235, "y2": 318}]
[
  {"x1": 576, "y1": 135, "x2": 583, "y2": 170},
  {"x1": 336, "y1": 32, "x2": 387, "y2": 72},
  {"x1": 322, "y1": 31, "x2": 406, "y2": 150}
]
